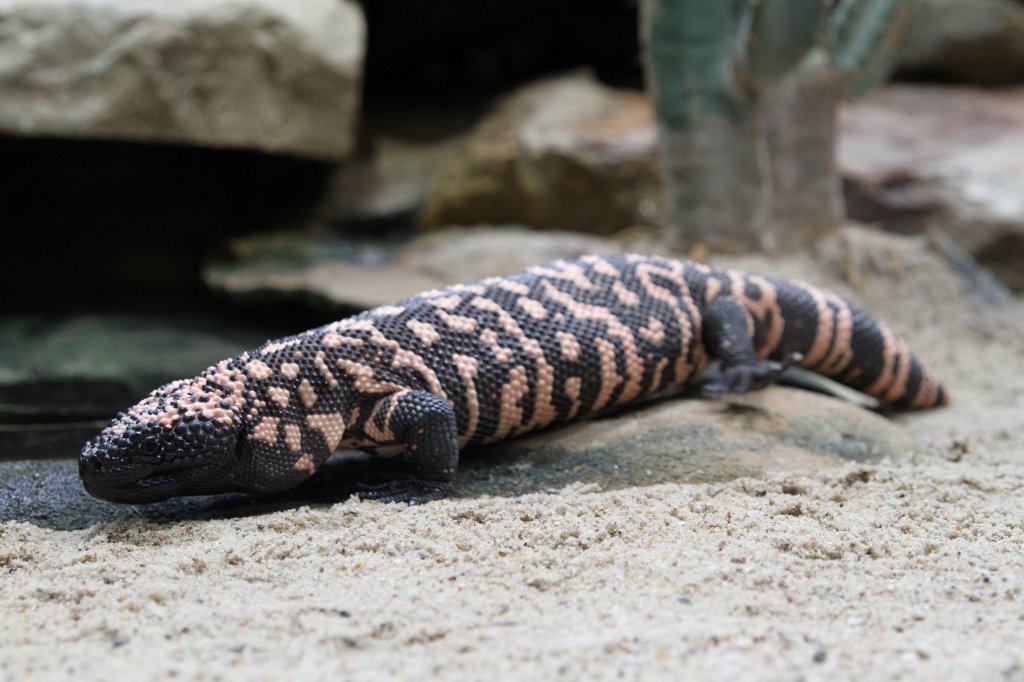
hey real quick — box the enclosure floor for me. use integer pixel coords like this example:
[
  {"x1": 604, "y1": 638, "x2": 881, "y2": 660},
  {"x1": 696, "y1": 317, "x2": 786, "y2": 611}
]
[{"x1": 3, "y1": 244, "x2": 1023, "y2": 681}]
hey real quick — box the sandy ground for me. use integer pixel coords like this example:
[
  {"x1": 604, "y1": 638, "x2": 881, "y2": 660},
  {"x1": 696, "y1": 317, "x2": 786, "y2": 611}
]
[{"x1": 2, "y1": 229, "x2": 1023, "y2": 681}]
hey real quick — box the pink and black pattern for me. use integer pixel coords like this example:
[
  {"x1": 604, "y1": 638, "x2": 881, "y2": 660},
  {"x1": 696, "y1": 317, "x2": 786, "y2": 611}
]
[{"x1": 80, "y1": 255, "x2": 949, "y2": 504}]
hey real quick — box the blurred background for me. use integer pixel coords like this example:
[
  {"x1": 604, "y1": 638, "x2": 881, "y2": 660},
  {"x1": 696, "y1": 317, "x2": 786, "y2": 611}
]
[{"x1": 1, "y1": 0, "x2": 1022, "y2": 458}]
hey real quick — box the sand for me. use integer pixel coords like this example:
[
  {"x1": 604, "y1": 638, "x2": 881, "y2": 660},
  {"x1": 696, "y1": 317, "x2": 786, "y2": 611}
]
[{"x1": 2, "y1": 229, "x2": 1023, "y2": 681}]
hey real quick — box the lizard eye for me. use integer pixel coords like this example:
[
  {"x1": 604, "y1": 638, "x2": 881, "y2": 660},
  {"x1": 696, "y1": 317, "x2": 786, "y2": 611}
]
[{"x1": 139, "y1": 435, "x2": 161, "y2": 455}]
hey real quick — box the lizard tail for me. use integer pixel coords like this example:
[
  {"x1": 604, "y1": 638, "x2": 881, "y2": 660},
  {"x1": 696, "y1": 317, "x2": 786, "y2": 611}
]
[
  {"x1": 835, "y1": 307, "x2": 950, "y2": 409},
  {"x1": 746, "y1": 276, "x2": 951, "y2": 410}
]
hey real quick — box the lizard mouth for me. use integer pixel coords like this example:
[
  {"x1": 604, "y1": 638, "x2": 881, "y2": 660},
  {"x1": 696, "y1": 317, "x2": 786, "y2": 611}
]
[
  {"x1": 135, "y1": 462, "x2": 212, "y2": 487},
  {"x1": 80, "y1": 453, "x2": 216, "y2": 503},
  {"x1": 83, "y1": 467, "x2": 212, "y2": 503}
]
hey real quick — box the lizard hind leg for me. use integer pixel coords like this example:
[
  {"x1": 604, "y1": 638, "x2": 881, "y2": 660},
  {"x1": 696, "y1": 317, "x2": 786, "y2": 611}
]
[
  {"x1": 355, "y1": 390, "x2": 460, "y2": 504},
  {"x1": 699, "y1": 297, "x2": 802, "y2": 394}
]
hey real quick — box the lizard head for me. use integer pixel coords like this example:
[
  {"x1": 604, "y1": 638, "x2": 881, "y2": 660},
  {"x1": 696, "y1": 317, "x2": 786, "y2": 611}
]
[{"x1": 80, "y1": 378, "x2": 246, "y2": 503}]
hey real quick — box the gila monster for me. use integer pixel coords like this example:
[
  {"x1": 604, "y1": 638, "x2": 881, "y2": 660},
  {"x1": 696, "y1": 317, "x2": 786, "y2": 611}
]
[{"x1": 80, "y1": 254, "x2": 949, "y2": 504}]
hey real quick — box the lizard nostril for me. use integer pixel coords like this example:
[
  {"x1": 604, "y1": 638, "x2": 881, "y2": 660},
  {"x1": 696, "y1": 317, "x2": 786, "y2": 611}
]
[{"x1": 80, "y1": 455, "x2": 102, "y2": 477}]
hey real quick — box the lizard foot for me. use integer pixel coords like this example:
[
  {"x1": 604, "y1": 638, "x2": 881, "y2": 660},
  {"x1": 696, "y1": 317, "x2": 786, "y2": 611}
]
[
  {"x1": 355, "y1": 478, "x2": 453, "y2": 505},
  {"x1": 701, "y1": 352, "x2": 804, "y2": 395}
]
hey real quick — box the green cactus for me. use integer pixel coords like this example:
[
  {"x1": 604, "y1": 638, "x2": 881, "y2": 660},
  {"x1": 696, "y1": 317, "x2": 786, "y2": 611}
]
[
  {"x1": 829, "y1": 0, "x2": 916, "y2": 98},
  {"x1": 641, "y1": 0, "x2": 916, "y2": 253},
  {"x1": 740, "y1": 0, "x2": 827, "y2": 85},
  {"x1": 641, "y1": 2, "x2": 745, "y2": 130}
]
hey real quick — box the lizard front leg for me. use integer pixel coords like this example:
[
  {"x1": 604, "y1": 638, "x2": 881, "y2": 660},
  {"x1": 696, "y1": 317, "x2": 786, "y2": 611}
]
[
  {"x1": 700, "y1": 297, "x2": 802, "y2": 394},
  {"x1": 356, "y1": 390, "x2": 460, "y2": 504}
]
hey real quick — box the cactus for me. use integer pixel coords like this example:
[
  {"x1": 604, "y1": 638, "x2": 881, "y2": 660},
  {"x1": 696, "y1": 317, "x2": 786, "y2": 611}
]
[
  {"x1": 829, "y1": 0, "x2": 917, "y2": 98},
  {"x1": 641, "y1": 0, "x2": 916, "y2": 253},
  {"x1": 740, "y1": 0, "x2": 828, "y2": 85}
]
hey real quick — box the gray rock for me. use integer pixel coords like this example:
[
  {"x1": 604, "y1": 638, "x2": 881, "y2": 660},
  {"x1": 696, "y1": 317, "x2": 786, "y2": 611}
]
[
  {"x1": 318, "y1": 133, "x2": 467, "y2": 223},
  {"x1": 0, "y1": 314, "x2": 283, "y2": 458},
  {"x1": 813, "y1": 224, "x2": 1010, "y2": 321},
  {"x1": 839, "y1": 85, "x2": 1024, "y2": 290},
  {"x1": 898, "y1": 0, "x2": 1024, "y2": 85},
  {"x1": 1, "y1": 385, "x2": 908, "y2": 529},
  {"x1": 0, "y1": 459, "x2": 269, "y2": 530},
  {"x1": 203, "y1": 225, "x2": 621, "y2": 312},
  {"x1": 462, "y1": 386, "x2": 911, "y2": 498},
  {"x1": 0, "y1": 0, "x2": 364, "y2": 159},
  {"x1": 420, "y1": 72, "x2": 662, "y2": 235}
]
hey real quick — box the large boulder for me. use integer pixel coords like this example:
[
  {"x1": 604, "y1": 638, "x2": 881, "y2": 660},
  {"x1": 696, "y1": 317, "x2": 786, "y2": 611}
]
[
  {"x1": 898, "y1": 0, "x2": 1024, "y2": 85},
  {"x1": 839, "y1": 84, "x2": 1024, "y2": 290},
  {"x1": 420, "y1": 72, "x2": 661, "y2": 235},
  {"x1": 318, "y1": 134, "x2": 464, "y2": 223},
  {"x1": 0, "y1": 0, "x2": 364, "y2": 159}
]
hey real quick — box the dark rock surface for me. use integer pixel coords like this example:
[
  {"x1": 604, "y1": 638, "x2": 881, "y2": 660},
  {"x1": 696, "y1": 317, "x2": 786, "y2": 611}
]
[
  {"x1": 0, "y1": 313, "x2": 290, "y2": 458},
  {"x1": 1, "y1": 386, "x2": 911, "y2": 530},
  {"x1": 468, "y1": 387, "x2": 911, "y2": 495}
]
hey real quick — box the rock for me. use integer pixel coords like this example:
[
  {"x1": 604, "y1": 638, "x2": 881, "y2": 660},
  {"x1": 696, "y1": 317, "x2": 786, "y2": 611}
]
[
  {"x1": 199, "y1": 385, "x2": 908, "y2": 502},
  {"x1": 318, "y1": 134, "x2": 464, "y2": 223},
  {"x1": 203, "y1": 225, "x2": 621, "y2": 312},
  {"x1": 0, "y1": 459, "x2": 269, "y2": 530},
  {"x1": 898, "y1": 0, "x2": 1024, "y2": 85},
  {"x1": 0, "y1": 0, "x2": 364, "y2": 159},
  {"x1": 1, "y1": 386, "x2": 908, "y2": 529},
  {"x1": 839, "y1": 85, "x2": 1024, "y2": 291},
  {"x1": 0, "y1": 313, "x2": 285, "y2": 458},
  {"x1": 461, "y1": 387, "x2": 912, "y2": 498},
  {"x1": 420, "y1": 72, "x2": 661, "y2": 234},
  {"x1": 926, "y1": 231, "x2": 1015, "y2": 306},
  {"x1": 0, "y1": 460, "x2": 155, "y2": 530},
  {"x1": 813, "y1": 225, "x2": 972, "y2": 318}
]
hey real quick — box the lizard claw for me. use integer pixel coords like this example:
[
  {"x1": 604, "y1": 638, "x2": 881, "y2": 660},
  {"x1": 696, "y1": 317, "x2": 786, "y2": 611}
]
[
  {"x1": 701, "y1": 352, "x2": 804, "y2": 395},
  {"x1": 354, "y1": 478, "x2": 453, "y2": 505}
]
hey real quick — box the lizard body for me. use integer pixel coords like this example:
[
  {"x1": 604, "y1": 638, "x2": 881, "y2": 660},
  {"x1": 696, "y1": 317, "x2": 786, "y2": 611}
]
[{"x1": 80, "y1": 255, "x2": 949, "y2": 504}]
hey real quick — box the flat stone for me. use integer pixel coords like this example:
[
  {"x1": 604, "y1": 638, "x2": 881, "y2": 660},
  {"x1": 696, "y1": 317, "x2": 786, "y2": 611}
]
[
  {"x1": 460, "y1": 386, "x2": 912, "y2": 497},
  {"x1": 420, "y1": 72, "x2": 661, "y2": 235},
  {"x1": 839, "y1": 84, "x2": 1024, "y2": 290},
  {"x1": 203, "y1": 225, "x2": 620, "y2": 312},
  {"x1": 0, "y1": 0, "x2": 364, "y2": 159},
  {"x1": 0, "y1": 459, "x2": 265, "y2": 530},
  {"x1": 0, "y1": 386, "x2": 909, "y2": 529},
  {"x1": 898, "y1": 0, "x2": 1024, "y2": 85},
  {"x1": 0, "y1": 313, "x2": 285, "y2": 458}
]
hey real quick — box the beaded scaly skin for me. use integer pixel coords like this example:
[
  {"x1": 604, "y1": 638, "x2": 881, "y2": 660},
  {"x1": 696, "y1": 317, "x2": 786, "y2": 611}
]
[{"x1": 80, "y1": 255, "x2": 949, "y2": 504}]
